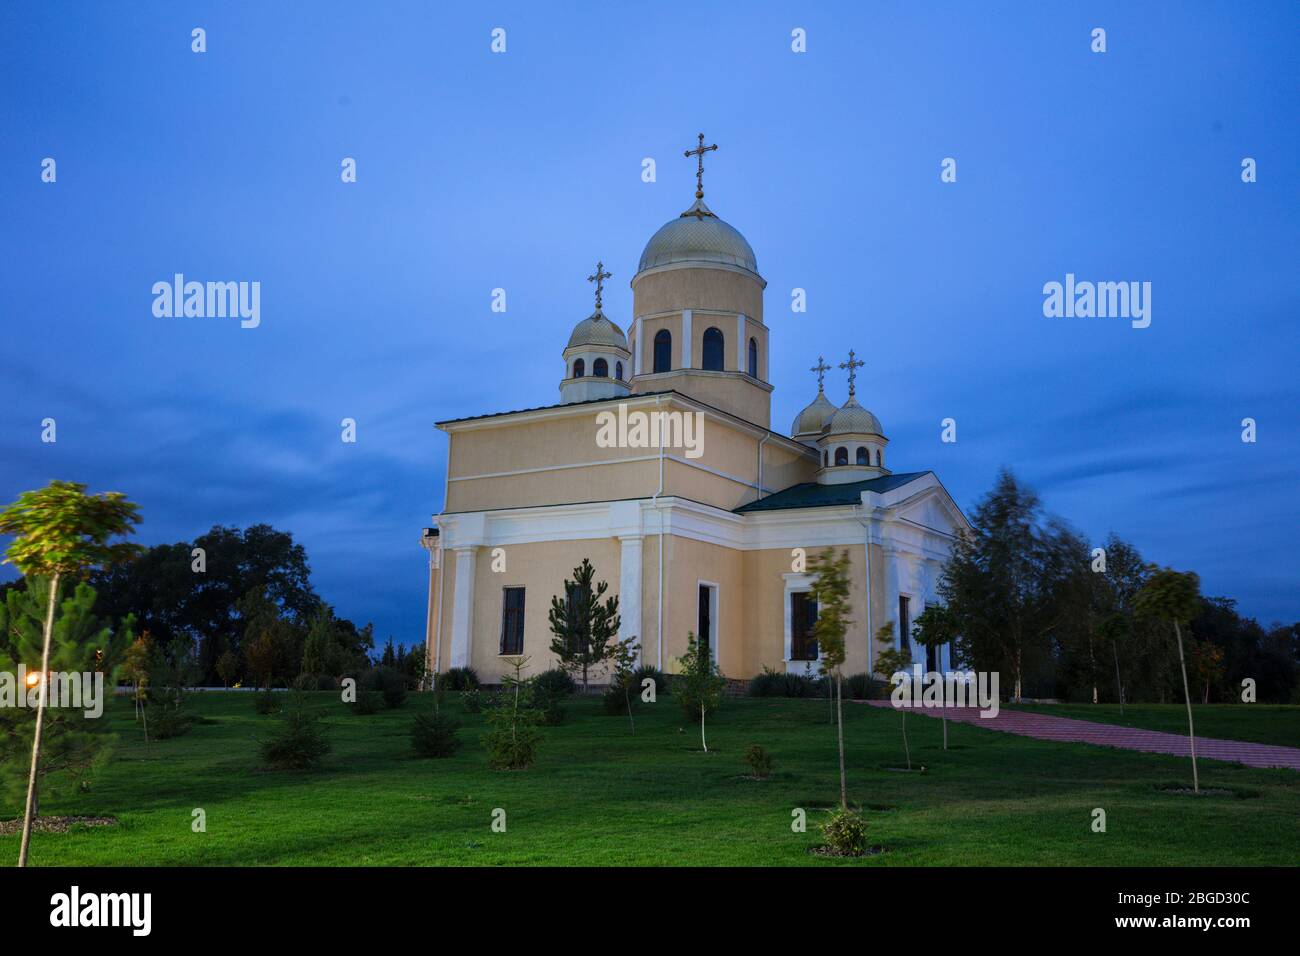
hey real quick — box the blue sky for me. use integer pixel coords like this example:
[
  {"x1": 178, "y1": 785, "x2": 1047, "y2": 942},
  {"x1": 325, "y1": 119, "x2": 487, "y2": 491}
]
[{"x1": 2, "y1": 1, "x2": 1297, "y2": 646}]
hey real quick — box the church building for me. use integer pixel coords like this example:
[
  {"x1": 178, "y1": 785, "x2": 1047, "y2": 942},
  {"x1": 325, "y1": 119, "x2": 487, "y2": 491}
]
[{"x1": 421, "y1": 137, "x2": 969, "y2": 684}]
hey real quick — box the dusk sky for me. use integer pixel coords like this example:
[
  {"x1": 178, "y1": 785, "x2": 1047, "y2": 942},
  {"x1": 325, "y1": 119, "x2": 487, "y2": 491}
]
[{"x1": 2, "y1": 2, "x2": 1296, "y2": 647}]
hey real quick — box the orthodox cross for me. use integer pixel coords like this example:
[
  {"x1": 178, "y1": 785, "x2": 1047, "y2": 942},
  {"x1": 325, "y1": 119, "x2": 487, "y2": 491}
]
[
  {"x1": 839, "y1": 349, "x2": 865, "y2": 397},
  {"x1": 684, "y1": 133, "x2": 718, "y2": 200},
  {"x1": 587, "y1": 261, "x2": 612, "y2": 311},
  {"x1": 810, "y1": 356, "x2": 830, "y2": 391}
]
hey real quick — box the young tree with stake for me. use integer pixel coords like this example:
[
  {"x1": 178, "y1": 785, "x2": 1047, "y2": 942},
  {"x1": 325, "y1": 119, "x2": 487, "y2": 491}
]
[
  {"x1": 808, "y1": 549, "x2": 852, "y2": 809},
  {"x1": 0, "y1": 480, "x2": 141, "y2": 867},
  {"x1": 1135, "y1": 567, "x2": 1203, "y2": 792}
]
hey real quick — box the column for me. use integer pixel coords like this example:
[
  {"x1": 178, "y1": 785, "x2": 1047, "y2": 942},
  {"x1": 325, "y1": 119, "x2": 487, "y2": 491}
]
[
  {"x1": 450, "y1": 546, "x2": 477, "y2": 668},
  {"x1": 618, "y1": 534, "x2": 644, "y2": 664},
  {"x1": 635, "y1": 317, "x2": 645, "y2": 374},
  {"x1": 681, "y1": 310, "x2": 693, "y2": 368}
]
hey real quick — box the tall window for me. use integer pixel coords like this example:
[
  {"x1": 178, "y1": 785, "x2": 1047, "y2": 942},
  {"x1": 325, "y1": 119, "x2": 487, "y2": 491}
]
[
  {"x1": 748, "y1": 337, "x2": 758, "y2": 378},
  {"x1": 856, "y1": 447, "x2": 868, "y2": 465},
  {"x1": 565, "y1": 583, "x2": 591, "y2": 655},
  {"x1": 653, "y1": 330, "x2": 671, "y2": 372},
  {"x1": 573, "y1": 358, "x2": 585, "y2": 378},
  {"x1": 898, "y1": 595, "x2": 911, "y2": 658},
  {"x1": 615, "y1": 361, "x2": 623, "y2": 381},
  {"x1": 875, "y1": 449, "x2": 882, "y2": 466},
  {"x1": 702, "y1": 327, "x2": 724, "y2": 370},
  {"x1": 823, "y1": 450, "x2": 829, "y2": 467},
  {"x1": 791, "y1": 592, "x2": 818, "y2": 661},
  {"x1": 834, "y1": 446, "x2": 848, "y2": 466},
  {"x1": 593, "y1": 357, "x2": 608, "y2": 378},
  {"x1": 500, "y1": 587, "x2": 526, "y2": 655}
]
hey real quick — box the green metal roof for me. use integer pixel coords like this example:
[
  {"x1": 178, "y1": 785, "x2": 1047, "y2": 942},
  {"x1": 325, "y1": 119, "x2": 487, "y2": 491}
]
[{"x1": 734, "y1": 472, "x2": 931, "y2": 513}]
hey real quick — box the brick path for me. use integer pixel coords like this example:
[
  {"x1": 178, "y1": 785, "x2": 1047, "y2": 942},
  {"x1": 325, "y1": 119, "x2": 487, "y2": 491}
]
[{"x1": 864, "y1": 701, "x2": 1300, "y2": 771}]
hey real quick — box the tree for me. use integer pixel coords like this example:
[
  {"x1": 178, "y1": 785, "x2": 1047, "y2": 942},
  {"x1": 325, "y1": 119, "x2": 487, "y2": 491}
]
[
  {"x1": 1189, "y1": 639, "x2": 1225, "y2": 704},
  {"x1": 121, "y1": 634, "x2": 155, "y2": 735},
  {"x1": 1135, "y1": 568, "x2": 1203, "y2": 792},
  {"x1": 873, "y1": 621, "x2": 914, "y2": 770},
  {"x1": 483, "y1": 656, "x2": 544, "y2": 770},
  {"x1": 608, "y1": 636, "x2": 641, "y2": 734},
  {"x1": 0, "y1": 480, "x2": 141, "y2": 867},
  {"x1": 912, "y1": 603, "x2": 958, "y2": 750},
  {"x1": 939, "y1": 470, "x2": 1073, "y2": 701},
  {"x1": 676, "y1": 632, "x2": 726, "y2": 753},
  {"x1": 215, "y1": 648, "x2": 240, "y2": 688},
  {"x1": 808, "y1": 549, "x2": 852, "y2": 809},
  {"x1": 547, "y1": 559, "x2": 620, "y2": 691}
]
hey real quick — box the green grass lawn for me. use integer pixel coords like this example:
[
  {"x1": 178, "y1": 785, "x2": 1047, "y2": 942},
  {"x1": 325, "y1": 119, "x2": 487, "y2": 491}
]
[
  {"x1": 1007, "y1": 703, "x2": 1300, "y2": 748},
  {"x1": 3, "y1": 691, "x2": 1297, "y2": 866}
]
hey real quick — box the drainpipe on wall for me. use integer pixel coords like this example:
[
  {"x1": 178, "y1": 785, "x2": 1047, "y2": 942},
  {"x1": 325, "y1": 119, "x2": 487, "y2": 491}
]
[
  {"x1": 855, "y1": 502, "x2": 875, "y2": 674},
  {"x1": 651, "y1": 395, "x2": 666, "y2": 670}
]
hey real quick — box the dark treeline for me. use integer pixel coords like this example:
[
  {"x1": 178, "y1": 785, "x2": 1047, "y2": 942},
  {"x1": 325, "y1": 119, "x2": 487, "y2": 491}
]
[
  {"x1": 0, "y1": 523, "x2": 425, "y2": 689},
  {"x1": 923, "y1": 470, "x2": 1299, "y2": 704}
]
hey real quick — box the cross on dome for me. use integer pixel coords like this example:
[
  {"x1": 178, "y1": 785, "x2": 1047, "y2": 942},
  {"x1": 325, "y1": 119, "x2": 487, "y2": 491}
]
[{"x1": 839, "y1": 350, "x2": 864, "y2": 397}]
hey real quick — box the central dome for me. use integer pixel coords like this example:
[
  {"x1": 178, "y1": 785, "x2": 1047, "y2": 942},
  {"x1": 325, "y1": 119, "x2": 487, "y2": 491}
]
[{"x1": 637, "y1": 199, "x2": 758, "y2": 276}]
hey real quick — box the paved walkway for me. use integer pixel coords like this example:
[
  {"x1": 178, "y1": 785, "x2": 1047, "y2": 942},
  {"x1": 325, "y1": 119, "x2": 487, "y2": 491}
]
[{"x1": 864, "y1": 701, "x2": 1300, "y2": 771}]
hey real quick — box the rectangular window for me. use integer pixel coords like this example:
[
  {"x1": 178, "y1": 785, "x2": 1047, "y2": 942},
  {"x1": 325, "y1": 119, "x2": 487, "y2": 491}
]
[
  {"x1": 790, "y1": 592, "x2": 818, "y2": 661},
  {"x1": 500, "y1": 587, "x2": 525, "y2": 655},
  {"x1": 898, "y1": 595, "x2": 911, "y2": 656}
]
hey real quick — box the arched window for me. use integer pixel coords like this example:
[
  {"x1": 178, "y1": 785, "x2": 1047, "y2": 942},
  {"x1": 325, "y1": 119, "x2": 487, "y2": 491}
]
[
  {"x1": 834, "y1": 447, "x2": 848, "y2": 466},
  {"x1": 653, "y1": 330, "x2": 671, "y2": 373},
  {"x1": 573, "y1": 358, "x2": 585, "y2": 378},
  {"x1": 823, "y1": 450, "x2": 829, "y2": 467},
  {"x1": 593, "y1": 357, "x2": 608, "y2": 378},
  {"x1": 615, "y1": 361, "x2": 623, "y2": 381},
  {"x1": 702, "y1": 327, "x2": 724, "y2": 371},
  {"x1": 875, "y1": 449, "x2": 882, "y2": 466},
  {"x1": 748, "y1": 337, "x2": 758, "y2": 378},
  {"x1": 856, "y1": 447, "x2": 868, "y2": 465}
]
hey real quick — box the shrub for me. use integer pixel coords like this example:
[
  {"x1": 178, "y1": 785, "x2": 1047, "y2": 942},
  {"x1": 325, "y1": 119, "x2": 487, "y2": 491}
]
[
  {"x1": 366, "y1": 667, "x2": 408, "y2": 709},
  {"x1": 254, "y1": 689, "x2": 282, "y2": 715},
  {"x1": 410, "y1": 709, "x2": 461, "y2": 758},
  {"x1": 351, "y1": 690, "x2": 383, "y2": 715},
  {"x1": 439, "y1": 667, "x2": 480, "y2": 692},
  {"x1": 483, "y1": 658, "x2": 544, "y2": 770},
  {"x1": 744, "y1": 744, "x2": 773, "y2": 779},
  {"x1": 149, "y1": 706, "x2": 194, "y2": 740},
  {"x1": 462, "y1": 688, "x2": 484, "y2": 713},
  {"x1": 632, "y1": 665, "x2": 671, "y2": 697},
  {"x1": 260, "y1": 698, "x2": 331, "y2": 770},
  {"x1": 820, "y1": 807, "x2": 869, "y2": 856},
  {"x1": 534, "y1": 667, "x2": 576, "y2": 699},
  {"x1": 842, "y1": 673, "x2": 888, "y2": 701},
  {"x1": 601, "y1": 679, "x2": 635, "y2": 715},
  {"x1": 748, "y1": 667, "x2": 823, "y2": 698},
  {"x1": 535, "y1": 692, "x2": 567, "y2": 726}
]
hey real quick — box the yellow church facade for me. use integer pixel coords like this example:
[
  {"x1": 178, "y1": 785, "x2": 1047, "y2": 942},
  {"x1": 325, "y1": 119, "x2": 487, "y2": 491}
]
[{"x1": 422, "y1": 141, "x2": 969, "y2": 684}]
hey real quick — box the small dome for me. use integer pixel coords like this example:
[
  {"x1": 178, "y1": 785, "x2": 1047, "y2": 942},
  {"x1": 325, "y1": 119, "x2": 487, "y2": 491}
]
[
  {"x1": 825, "y1": 396, "x2": 884, "y2": 438},
  {"x1": 566, "y1": 310, "x2": 628, "y2": 351},
  {"x1": 791, "y1": 391, "x2": 837, "y2": 437},
  {"x1": 637, "y1": 199, "x2": 758, "y2": 276}
]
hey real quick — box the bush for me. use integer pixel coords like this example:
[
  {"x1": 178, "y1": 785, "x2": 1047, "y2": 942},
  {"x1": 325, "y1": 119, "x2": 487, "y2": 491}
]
[
  {"x1": 748, "y1": 667, "x2": 823, "y2": 698},
  {"x1": 535, "y1": 692, "x2": 567, "y2": 726},
  {"x1": 410, "y1": 709, "x2": 461, "y2": 758},
  {"x1": 350, "y1": 690, "x2": 383, "y2": 715},
  {"x1": 744, "y1": 744, "x2": 773, "y2": 779},
  {"x1": 149, "y1": 706, "x2": 194, "y2": 740},
  {"x1": 254, "y1": 689, "x2": 282, "y2": 715},
  {"x1": 366, "y1": 667, "x2": 408, "y2": 709},
  {"x1": 842, "y1": 673, "x2": 889, "y2": 701},
  {"x1": 484, "y1": 723, "x2": 542, "y2": 770},
  {"x1": 438, "y1": 667, "x2": 480, "y2": 692},
  {"x1": 260, "y1": 698, "x2": 331, "y2": 770},
  {"x1": 601, "y1": 680, "x2": 636, "y2": 715},
  {"x1": 632, "y1": 665, "x2": 671, "y2": 698},
  {"x1": 820, "y1": 807, "x2": 869, "y2": 857},
  {"x1": 533, "y1": 668, "x2": 576, "y2": 699},
  {"x1": 462, "y1": 688, "x2": 484, "y2": 713}
]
